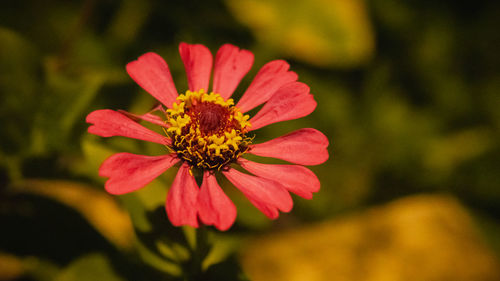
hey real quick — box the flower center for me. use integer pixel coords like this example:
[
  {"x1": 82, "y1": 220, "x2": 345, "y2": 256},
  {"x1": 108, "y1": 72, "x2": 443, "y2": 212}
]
[
  {"x1": 165, "y1": 89, "x2": 252, "y2": 171},
  {"x1": 196, "y1": 102, "x2": 228, "y2": 134}
]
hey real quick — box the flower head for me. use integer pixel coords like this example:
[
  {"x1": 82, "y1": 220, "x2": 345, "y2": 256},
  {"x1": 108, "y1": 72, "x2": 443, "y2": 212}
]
[{"x1": 86, "y1": 43, "x2": 329, "y2": 231}]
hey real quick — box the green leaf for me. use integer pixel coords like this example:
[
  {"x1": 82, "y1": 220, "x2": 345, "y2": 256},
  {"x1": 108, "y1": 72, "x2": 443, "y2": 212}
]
[
  {"x1": 0, "y1": 27, "x2": 40, "y2": 155},
  {"x1": 106, "y1": 0, "x2": 152, "y2": 48},
  {"x1": 54, "y1": 253, "x2": 124, "y2": 281},
  {"x1": 30, "y1": 59, "x2": 106, "y2": 155}
]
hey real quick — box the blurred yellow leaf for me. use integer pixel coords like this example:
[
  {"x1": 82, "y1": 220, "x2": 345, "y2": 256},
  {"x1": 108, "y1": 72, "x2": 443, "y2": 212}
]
[
  {"x1": 241, "y1": 194, "x2": 500, "y2": 281},
  {"x1": 226, "y1": 0, "x2": 374, "y2": 67},
  {"x1": 12, "y1": 180, "x2": 134, "y2": 251}
]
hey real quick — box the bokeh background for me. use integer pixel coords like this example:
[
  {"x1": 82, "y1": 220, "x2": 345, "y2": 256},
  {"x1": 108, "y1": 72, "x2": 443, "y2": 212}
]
[{"x1": 1, "y1": 0, "x2": 500, "y2": 280}]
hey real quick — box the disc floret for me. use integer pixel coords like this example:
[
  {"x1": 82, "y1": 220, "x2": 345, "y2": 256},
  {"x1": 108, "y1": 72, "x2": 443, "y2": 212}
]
[{"x1": 166, "y1": 89, "x2": 252, "y2": 170}]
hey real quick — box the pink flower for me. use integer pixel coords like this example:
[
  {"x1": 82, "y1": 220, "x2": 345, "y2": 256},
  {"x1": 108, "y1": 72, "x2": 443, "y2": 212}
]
[{"x1": 86, "y1": 43, "x2": 329, "y2": 231}]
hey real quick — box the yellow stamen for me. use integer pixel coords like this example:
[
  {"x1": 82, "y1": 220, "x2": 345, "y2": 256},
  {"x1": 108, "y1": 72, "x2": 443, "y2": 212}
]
[
  {"x1": 234, "y1": 111, "x2": 251, "y2": 129},
  {"x1": 167, "y1": 115, "x2": 191, "y2": 135},
  {"x1": 166, "y1": 89, "x2": 252, "y2": 170},
  {"x1": 167, "y1": 101, "x2": 185, "y2": 116}
]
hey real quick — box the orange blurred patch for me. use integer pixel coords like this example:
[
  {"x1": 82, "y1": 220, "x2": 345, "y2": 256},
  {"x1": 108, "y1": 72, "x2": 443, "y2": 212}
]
[{"x1": 241, "y1": 194, "x2": 500, "y2": 281}]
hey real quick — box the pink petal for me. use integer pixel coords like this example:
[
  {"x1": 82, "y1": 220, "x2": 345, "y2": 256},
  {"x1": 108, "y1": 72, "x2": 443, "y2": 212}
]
[
  {"x1": 212, "y1": 44, "x2": 254, "y2": 99},
  {"x1": 223, "y1": 168, "x2": 293, "y2": 218},
  {"x1": 166, "y1": 163, "x2": 199, "y2": 228},
  {"x1": 179, "y1": 42, "x2": 213, "y2": 92},
  {"x1": 118, "y1": 106, "x2": 168, "y2": 128},
  {"x1": 99, "y1": 153, "x2": 178, "y2": 195},
  {"x1": 249, "y1": 128, "x2": 329, "y2": 165},
  {"x1": 86, "y1": 109, "x2": 170, "y2": 145},
  {"x1": 197, "y1": 171, "x2": 237, "y2": 231},
  {"x1": 126, "y1": 52, "x2": 178, "y2": 108},
  {"x1": 248, "y1": 82, "x2": 316, "y2": 131},
  {"x1": 236, "y1": 60, "x2": 298, "y2": 113},
  {"x1": 239, "y1": 159, "x2": 320, "y2": 199},
  {"x1": 248, "y1": 198, "x2": 280, "y2": 219}
]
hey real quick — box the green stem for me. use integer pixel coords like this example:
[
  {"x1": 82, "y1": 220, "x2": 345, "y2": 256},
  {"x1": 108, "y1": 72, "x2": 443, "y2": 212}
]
[
  {"x1": 187, "y1": 224, "x2": 210, "y2": 280},
  {"x1": 184, "y1": 173, "x2": 211, "y2": 280}
]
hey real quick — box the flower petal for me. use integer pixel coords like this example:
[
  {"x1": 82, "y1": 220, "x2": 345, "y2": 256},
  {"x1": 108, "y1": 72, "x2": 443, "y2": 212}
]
[
  {"x1": 86, "y1": 109, "x2": 170, "y2": 145},
  {"x1": 248, "y1": 198, "x2": 280, "y2": 219},
  {"x1": 118, "y1": 104, "x2": 168, "y2": 128},
  {"x1": 223, "y1": 168, "x2": 292, "y2": 218},
  {"x1": 179, "y1": 42, "x2": 213, "y2": 92},
  {"x1": 236, "y1": 60, "x2": 298, "y2": 113},
  {"x1": 249, "y1": 128, "x2": 329, "y2": 165},
  {"x1": 99, "y1": 153, "x2": 178, "y2": 195},
  {"x1": 239, "y1": 159, "x2": 320, "y2": 199},
  {"x1": 212, "y1": 44, "x2": 254, "y2": 99},
  {"x1": 166, "y1": 163, "x2": 199, "y2": 228},
  {"x1": 126, "y1": 52, "x2": 178, "y2": 108},
  {"x1": 198, "y1": 171, "x2": 237, "y2": 231},
  {"x1": 248, "y1": 82, "x2": 316, "y2": 131}
]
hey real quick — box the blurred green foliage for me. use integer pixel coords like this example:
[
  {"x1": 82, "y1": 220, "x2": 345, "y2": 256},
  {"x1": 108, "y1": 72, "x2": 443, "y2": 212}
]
[{"x1": 1, "y1": 0, "x2": 499, "y2": 280}]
